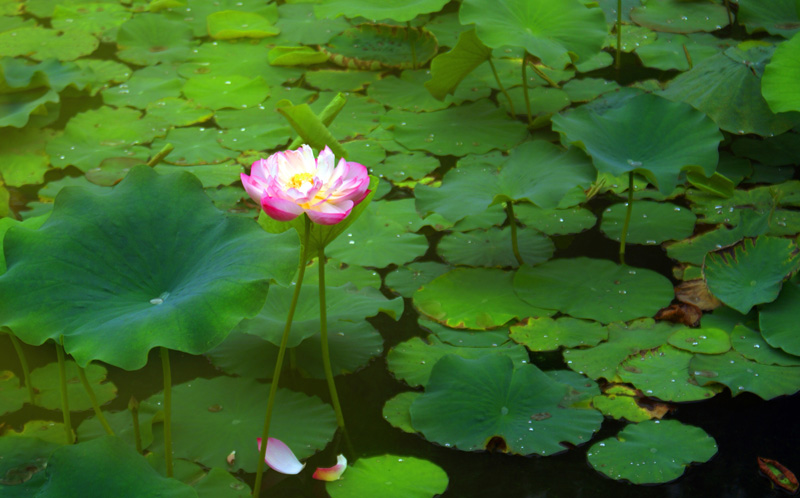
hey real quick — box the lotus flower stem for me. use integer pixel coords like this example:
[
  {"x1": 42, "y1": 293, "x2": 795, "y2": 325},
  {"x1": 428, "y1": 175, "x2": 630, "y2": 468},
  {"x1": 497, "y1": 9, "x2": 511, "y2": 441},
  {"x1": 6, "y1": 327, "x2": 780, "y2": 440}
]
[
  {"x1": 407, "y1": 22, "x2": 418, "y2": 69},
  {"x1": 521, "y1": 55, "x2": 533, "y2": 125},
  {"x1": 615, "y1": 0, "x2": 622, "y2": 69},
  {"x1": 8, "y1": 333, "x2": 35, "y2": 404},
  {"x1": 129, "y1": 396, "x2": 143, "y2": 454},
  {"x1": 318, "y1": 246, "x2": 346, "y2": 431},
  {"x1": 723, "y1": 0, "x2": 733, "y2": 25},
  {"x1": 488, "y1": 57, "x2": 515, "y2": 117},
  {"x1": 619, "y1": 172, "x2": 635, "y2": 265},
  {"x1": 161, "y1": 347, "x2": 173, "y2": 477},
  {"x1": 146, "y1": 143, "x2": 173, "y2": 167},
  {"x1": 55, "y1": 340, "x2": 74, "y2": 444},
  {"x1": 77, "y1": 362, "x2": 115, "y2": 436},
  {"x1": 506, "y1": 203, "x2": 524, "y2": 266},
  {"x1": 253, "y1": 216, "x2": 312, "y2": 498}
]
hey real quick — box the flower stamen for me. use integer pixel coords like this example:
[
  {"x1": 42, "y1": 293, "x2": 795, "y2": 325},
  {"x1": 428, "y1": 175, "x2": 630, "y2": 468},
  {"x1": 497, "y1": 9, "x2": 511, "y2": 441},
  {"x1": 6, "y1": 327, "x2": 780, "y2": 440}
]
[{"x1": 287, "y1": 172, "x2": 314, "y2": 189}]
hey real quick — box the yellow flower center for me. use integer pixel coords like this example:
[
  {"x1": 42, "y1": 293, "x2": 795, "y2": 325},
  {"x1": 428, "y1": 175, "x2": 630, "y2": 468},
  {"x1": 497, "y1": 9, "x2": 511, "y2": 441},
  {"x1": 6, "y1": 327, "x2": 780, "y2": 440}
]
[{"x1": 287, "y1": 172, "x2": 314, "y2": 189}]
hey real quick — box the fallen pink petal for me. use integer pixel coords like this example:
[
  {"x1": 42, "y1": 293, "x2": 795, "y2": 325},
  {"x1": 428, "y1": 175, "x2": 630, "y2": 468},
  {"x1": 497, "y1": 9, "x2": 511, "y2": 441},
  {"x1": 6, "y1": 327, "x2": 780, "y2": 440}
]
[
  {"x1": 257, "y1": 437, "x2": 305, "y2": 475},
  {"x1": 312, "y1": 454, "x2": 347, "y2": 481}
]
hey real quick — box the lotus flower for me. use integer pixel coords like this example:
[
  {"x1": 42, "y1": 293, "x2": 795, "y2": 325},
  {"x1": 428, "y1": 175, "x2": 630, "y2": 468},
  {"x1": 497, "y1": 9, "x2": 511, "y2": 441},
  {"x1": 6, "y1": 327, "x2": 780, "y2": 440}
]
[{"x1": 242, "y1": 145, "x2": 370, "y2": 225}]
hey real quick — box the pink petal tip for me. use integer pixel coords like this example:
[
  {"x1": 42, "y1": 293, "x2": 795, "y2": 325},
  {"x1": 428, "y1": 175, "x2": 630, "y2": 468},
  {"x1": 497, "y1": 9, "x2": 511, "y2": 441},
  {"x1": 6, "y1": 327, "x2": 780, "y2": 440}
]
[{"x1": 312, "y1": 454, "x2": 347, "y2": 481}]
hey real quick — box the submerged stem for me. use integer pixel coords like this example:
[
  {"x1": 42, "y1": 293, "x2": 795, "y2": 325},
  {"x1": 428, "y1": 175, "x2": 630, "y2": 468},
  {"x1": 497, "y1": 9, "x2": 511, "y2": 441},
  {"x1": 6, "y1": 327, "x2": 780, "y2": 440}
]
[
  {"x1": 318, "y1": 246, "x2": 346, "y2": 431},
  {"x1": 506, "y1": 203, "x2": 524, "y2": 266},
  {"x1": 161, "y1": 347, "x2": 173, "y2": 477},
  {"x1": 253, "y1": 216, "x2": 312, "y2": 498},
  {"x1": 129, "y1": 396, "x2": 142, "y2": 454},
  {"x1": 616, "y1": 0, "x2": 622, "y2": 70},
  {"x1": 55, "y1": 341, "x2": 74, "y2": 444},
  {"x1": 488, "y1": 57, "x2": 515, "y2": 116},
  {"x1": 77, "y1": 362, "x2": 115, "y2": 436},
  {"x1": 9, "y1": 333, "x2": 35, "y2": 404},
  {"x1": 521, "y1": 56, "x2": 533, "y2": 125},
  {"x1": 407, "y1": 21, "x2": 418, "y2": 69},
  {"x1": 619, "y1": 172, "x2": 635, "y2": 265}
]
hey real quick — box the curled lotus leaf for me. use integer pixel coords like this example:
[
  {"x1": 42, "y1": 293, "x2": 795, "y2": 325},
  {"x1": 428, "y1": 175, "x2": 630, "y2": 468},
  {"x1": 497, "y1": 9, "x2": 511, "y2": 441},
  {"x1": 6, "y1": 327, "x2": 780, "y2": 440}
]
[{"x1": 322, "y1": 24, "x2": 438, "y2": 70}]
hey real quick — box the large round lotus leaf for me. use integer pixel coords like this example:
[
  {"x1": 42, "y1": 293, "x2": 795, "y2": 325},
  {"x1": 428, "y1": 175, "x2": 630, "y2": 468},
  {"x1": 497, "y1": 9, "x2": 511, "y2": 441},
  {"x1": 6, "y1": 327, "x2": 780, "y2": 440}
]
[
  {"x1": 387, "y1": 335, "x2": 530, "y2": 388},
  {"x1": 207, "y1": 10, "x2": 279, "y2": 40},
  {"x1": 34, "y1": 436, "x2": 197, "y2": 498},
  {"x1": 587, "y1": 420, "x2": 717, "y2": 484},
  {"x1": 146, "y1": 98, "x2": 214, "y2": 128},
  {"x1": 600, "y1": 201, "x2": 696, "y2": 245},
  {"x1": 309, "y1": 92, "x2": 386, "y2": 141},
  {"x1": 301, "y1": 257, "x2": 382, "y2": 290},
  {"x1": 146, "y1": 376, "x2": 336, "y2": 472},
  {"x1": 635, "y1": 33, "x2": 724, "y2": 71},
  {"x1": 315, "y1": 0, "x2": 449, "y2": 22},
  {"x1": 323, "y1": 24, "x2": 437, "y2": 70},
  {"x1": 237, "y1": 283, "x2": 402, "y2": 348},
  {"x1": 30, "y1": 361, "x2": 117, "y2": 412},
  {"x1": 703, "y1": 236, "x2": 800, "y2": 314},
  {"x1": 630, "y1": 0, "x2": 729, "y2": 34},
  {"x1": 667, "y1": 326, "x2": 731, "y2": 354},
  {"x1": 324, "y1": 200, "x2": 428, "y2": 267},
  {"x1": 161, "y1": 0, "x2": 277, "y2": 37},
  {"x1": 0, "y1": 370, "x2": 27, "y2": 416},
  {"x1": 617, "y1": 345, "x2": 721, "y2": 401},
  {"x1": 421, "y1": 319, "x2": 511, "y2": 348},
  {"x1": 661, "y1": 47, "x2": 800, "y2": 136},
  {"x1": 382, "y1": 101, "x2": 528, "y2": 157},
  {"x1": 102, "y1": 65, "x2": 183, "y2": 109},
  {"x1": 410, "y1": 354, "x2": 603, "y2": 455},
  {"x1": 385, "y1": 262, "x2": 451, "y2": 298},
  {"x1": 327, "y1": 455, "x2": 448, "y2": 498},
  {"x1": 372, "y1": 150, "x2": 438, "y2": 184},
  {"x1": 552, "y1": 93, "x2": 722, "y2": 194},
  {"x1": 510, "y1": 317, "x2": 607, "y2": 352},
  {"x1": 514, "y1": 258, "x2": 675, "y2": 324},
  {"x1": 368, "y1": 69, "x2": 490, "y2": 113},
  {"x1": 0, "y1": 166, "x2": 298, "y2": 370},
  {"x1": 306, "y1": 69, "x2": 380, "y2": 92},
  {"x1": 273, "y1": 4, "x2": 348, "y2": 45},
  {"x1": 414, "y1": 268, "x2": 556, "y2": 330},
  {"x1": 4, "y1": 420, "x2": 73, "y2": 445},
  {"x1": 731, "y1": 324, "x2": 800, "y2": 366},
  {"x1": 178, "y1": 40, "x2": 303, "y2": 85},
  {"x1": 762, "y1": 33, "x2": 800, "y2": 113},
  {"x1": 759, "y1": 281, "x2": 800, "y2": 355},
  {"x1": 51, "y1": 3, "x2": 131, "y2": 42},
  {"x1": 182, "y1": 75, "x2": 269, "y2": 110},
  {"x1": 150, "y1": 127, "x2": 236, "y2": 166},
  {"x1": 383, "y1": 391, "x2": 420, "y2": 434},
  {"x1": 459, "y1": 0, "x2": 606, "y2": 68},
  {"x1": 414, "y1": 156, "x2": 503, "y2": 222},
  {"x1": 0, "y1": 436, "x2": 61, "y2": 497},
  {"x1": 78, "y1": 401, "x2": 160, "y2": 451},
  {"x1": 116, "y1": 14, "x2": 196, "y2": 65},
  {"x1": 0, "y1": 127, "x2": 54, "y2": 186},
  {"x1": 562, "y1": 319, "x2": 674, "y2": 380},
  {"x1": 514, "y1": 204, "x2": 597, "y2": 236},
  {"x1": 738, "y1": 0, "x2": 800, "y2": 38},
  {"x1": 691, "y1": 351, "x2": 800, "y2": 399},
  {"x1": 437, "y1": 226, "x2": 554, "y2": 268},
  {"x1": 0, "y1": 27, "x2": 98, "y2": 61}
]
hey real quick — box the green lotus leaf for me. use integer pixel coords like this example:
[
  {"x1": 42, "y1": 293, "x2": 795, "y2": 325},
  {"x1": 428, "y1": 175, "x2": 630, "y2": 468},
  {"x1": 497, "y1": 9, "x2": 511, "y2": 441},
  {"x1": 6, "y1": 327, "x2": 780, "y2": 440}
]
[
  {"x1": 192, "y1": 468, "x2": 250, "y2": 498},
  {"x1": 591, "y1": 385, "x2": 664, "y2": 422},
  {"x1": 0, "y1": 215, "x2": 49, "y2": 272},
  {"x1": 177, "y1": 39, "x2": 303, "y2": 85},
  {"x1": 51, "y1": 3, "x2": 131, "y2": 42},
  {"x1": 603, "y1": 25, "x2": 657, "y2": 53},
  {"x1": 514, "y1": 204, "x2": 597, "y2": 236},
  {"x1": 562, "y1": 319, "x2": 675, "y2": 380},
  {"x1": 306, "y1": 69, "x2": 380, "y2": 92},
  {"x1": 0, "y1": 166, "x2": 298, "y2": 370},
  {"x1": 410, "y1": 354, "x2": 603, "y2": 455},
  {"x1": 207, "y1": 10, "x2": 278, "y2": 39},
  {"x1": 451, "y1": 204, "x2": 507, "y2": 232},
  {"x1": 323, "y1": 24, "x2": 437, "y2": 70},
  {"x1": 182, "y1": 74, "x2": 269, "y2": 110},
  {"x1": 153, "y1": 162, "x2": 243, "y2": 188},
  {"x1": 0, "y1": 127, "x2": 54, "y2": 186},
  {"x1": 161, "y1": 0, "x2": 277, "y2": 37},
  {"x1": 145, "y1": 97, "x2": 214, "y2": 127},
  {"x1": 383, "y1": 391, "x2": 420, "y2": 434},
  {"x1": 459, "y1": 0, "x2": 606, "y2": 68},
  {"x1": 0, "y1": 370, "x2": 28, "y2": 416},
  {"x1": 497, "y1": 85, "x2": 571, "y2": 118},
  {"x1": 151, "y1": 127, "x2": 237, "y2": 165},
  {"x1": 102, "y1": 65, "x2": 183, "y2": 109},
  {"x1": 72, "y1": 59, "x2": 133, "y2": 96},
  {"x1": 552, "y1": 93, "x2": 722, "y2": 194},
  {"x1": 421, "y1": 318, "x2": 511, "y2": 348},
  {"x1": 326, "y1": 455, "x2": 448, "y2": 498},
  {"x1": 309, "y1": 92, "x2": 386, "y2": 141},
  {"x1": 268, "y1": 46, "x2": 329, "y2": 66},
  {"x1": 315, "y1": 0, "x2": 450, "y2": 22},
  {"x1": 77, "y1": 401, "x2": 160, "y2": 450},
  {"x1": 30, "y1": 361, "x2": 117, "y2": 411},
  {"x1": 301, "y1": 257, "x2": 382, "y2": 290},
  {"x1": 4, "y1": 420, "x2": 73, "y2": 445},
  {"x1": 630, "y1": 0, "x2": 729, "y2": 34},
  {"x1": 731, "y1": 323, "x2": 800, "y2": 366},
  {"x1": 0, "y1": 434, "x2": 61, "y2": 497},
  {"x1": 145, "y1": 376, "x2": 336, "y2": 472},
  {"x1": 0, "y1": 86, "x2": 59, "y2": 128},
  {"x1": 437, "y1": 226, "x2": 553, "y2": 268},
  {"x1": 595, "y1": 0, "x2": 640, "y2": 23},
  {"x1": 617, "y1": 345, "x2": 721, "y2": 402},
  {"x1": 237, "y1": 282, "x2": 402, "y2": 348},
  {"x1": 371, "y1": 150, "x2": 438, "y2": 184},
  {"x1": 387, "y1": 335, "x2": 530, "y2": 388},
  {"x1": 661, "y1": 46, "x2": 800, "y2": 136},
  {"x1": 691, "y1": 351, "x2": 800, "y2": 399},
  {"x1": 385, "y1": 262, "x2": 452, "y2": 298},
  {"x1": 415, "y1": 268, "x2": 555, "y2": 330},
  {"x1": 273, "y1": 3, "x2": 348, "y2": 45},
  {"x1": 562, "y1": 78, "x2": 621, "y2": 103},
  {"x1": 382, "y1": 100, "x2": 528, "y2": 157},
  {"x1": 425, "y1": 28, "x2": 491, "y2": 101},
  {"x1": 35, "y1": 436, "x2": 197, "y2": 498},
  {"x1": 738, "y1": 0, "x2": 800, "y2": 38},
  {"x1": 510, "y1": 317, "x2": 608, "y2": 352},
  {"x1": 0, "y1": 27, "x2": 98, "y2": 61},
  {"x1": 665, "y1": 210, "x2": 770, "y2": 265},
  {"x1": 635, "y1": 32, "x2": 725, "y2": 71},
  {"x1": 116, "y1": 14, "x2": 196, "y2": 65},
  {"x1": 762, "y1": 33, "x2": 800, "y2": 113},
  {"x1": 667, "y1": 326, "x2": 731, "y2": 354},
  {"x1": 759, "y1": 281, "x2": 800, "y2": 356},
  {"x1": 369, "y1": 69, "x2": 491, "y2": 112},
  {"x1": 703, "y1": 236, "x2": 800, "y2": 314},
  {"x1": 587, "y1": 420, "x2": 717, "y2": 484},
  {"x1": 514, "y1": 258, "x2": 675, "y2": 324},
  {"x1": 600, "y1": 201, "x2": 697, "y2": 245}
]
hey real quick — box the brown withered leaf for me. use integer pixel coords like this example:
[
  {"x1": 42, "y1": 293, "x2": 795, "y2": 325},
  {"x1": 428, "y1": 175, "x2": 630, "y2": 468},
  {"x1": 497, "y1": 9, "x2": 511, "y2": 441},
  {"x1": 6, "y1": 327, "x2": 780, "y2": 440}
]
[
  {"x1": 757, "y1": 456, "x2": 799, "y2": 494},
  {"x1": 655, "y1": 303, "x2": 703, "y2": 326},
  {"x1": 676, "y1": 279, "x2": 722, "y2": 310}
]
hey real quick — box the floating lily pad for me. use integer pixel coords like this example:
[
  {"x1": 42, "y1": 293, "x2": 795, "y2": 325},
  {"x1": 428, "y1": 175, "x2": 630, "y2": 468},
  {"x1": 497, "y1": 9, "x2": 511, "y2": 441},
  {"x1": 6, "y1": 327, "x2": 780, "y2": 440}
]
[
  {"x1": 703, "y1": 236, "x2": 800, "y2": 314},
  {"x1": 372, "y1": 150, "x2": 439, "y2": 184},
  {"x1": 387, "y1": 335, "x2": 530, "y2": 388},
  {"x1": 422, "y1": 319, "x2": 511, "y2": 348},
  {"x1": 102, "y1": 65, "x2": 183, "y2": 109},
  {"x1": 0, "y1": 127, "x2": 54, "y2": 186},
  {"x1": 762, "y1": 33, "x2": 800, "y2": 114},
  {"x1": 601, "y1": 201, "x2": 697, "y2": 245},
  {"x1": 630, "y1": 0, "x2": 729, "y2": 34},
  {"x1": 273, "y1": 3, "x2": 349, "y2": 45},
  {"x1": 323, "y1": 24, "x2": 437, "y2": 70},
  {"x1": 587, "y1": 419, "x2": 717, "y2": 484},
  {"x1": 116, "y1": 14, "x2": 195, "y2": 65},
  {"x1": 438, "y1": 226, "x2": 554, "y2": 268},
  {"x1": 459, "y1": 0, "x2": 606, "y2": 68},
  {"x1": 667, "y1": 326, "x2": 731, "y2": 354},
  {"x1": 552, "y1": 92, "x2": 722, "y2": 194},
  {"x1": 207, "y1": 10, "x2": 279, "y2": 39},
  {"x1": 617, "y1": 345, "x2": 721, "y2": 401},
  {"x1": 382, "y1": 392, "x2": 420, "y2": 434},
  {"x1": 146, "y1": 376, "x2": 336, "y2": 472},
  {"x1": 514, "y1": 258, "x2": 675, "y2": 324},
  {"x1": 326, "y1": 455, "x2": 448, "y2": 498},
  {"x1": 0, "y1": 27, "x2": 98, "y2": 61},
  {"x1": 145, "y1": 97, "x2": 213, "y2": 127},
  {"x1": 151, "y1": 127, "x2": 236, "y2": 165},
  {"x1": 591, "y1": 384, "x2": 669, "y2": 422},
  {"x1": 30, "y1": 361, "x2": 117, "y2": 412},
  {"x1": 162, "y1": 0, "x2": 278, "y2": 37},
  {"x1": 385, "y1": 262, "x2": 452, "y2": 298},
  {"x1": 510, "y1": 317, "x2": 608, "y2": 352},
  {"x1": 738, "y1": 0, "x2": 800, "y2": 38},
  {"x1": 414, "y1": 268, "x2": 555, "y2": 330},
  {"x1": 0, "y1": 370, "x2": 28, "y2": 416},
  {"x1": 51, "y1": 3, "x2": 131, "y2": 42},
  {"x1": 514, "y1": 204, "x2": 597, "y2": 236},
  {"x1": 315, "y1": 0, "x2": 450, "y2": 22},
  {"x1": 0, "y1": 166, "x2": 298, "y2": 370},
  {"x1": 691, "y1": 351, "x2": 800, "y2": 399},
  {"x1": 636, "y1": 33, "x2": 725, "y2": 71},
  {"x1": 309, "y1": 93, "x2": 386, "y2": 141},
  {"x1": 410, "y1": 354, "x2": 603, "y2": 455},
  {"x1": 268, "y1": 46, "x2": 329, "y2": 66},
  {"x1": 305, "y1": 69, "x2": 380, "y2": 92},
  {"x1": 730, "y1": 324, "x2": 800, "y2": 367},
  {"x1": 77, "y1": 400, "x2": 160, "y2": 450},
  {"x1": 759, "y1": 281, "x2": 800, "y2": 356},
  {"x1": 182, "y1": 74, "x2": 269, "y2": 110},
  {"x1": 0, "y1": 435, "x2": 60, "y2": 497},
  {"x1": 369, "y1": 69, "x2": 490, "y2": 112},
  {"x1": 4, "y1": 420, "x2": 73, "y2": 445}
]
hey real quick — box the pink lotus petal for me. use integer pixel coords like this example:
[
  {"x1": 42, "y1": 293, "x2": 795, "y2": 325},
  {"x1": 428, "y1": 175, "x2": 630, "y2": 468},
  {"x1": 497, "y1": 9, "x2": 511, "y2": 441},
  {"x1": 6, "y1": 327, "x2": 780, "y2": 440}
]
[
  {"x1": 261, "y1": 194, "x2": 304, "y2": 221},
  {"x1": 306, "y1": 199, "x2": 353, "y2": 225},
  {"x1": 241, "y1": 173, "x2": 269, "y2": 204},
  {"x1": 257, "y1": 437, "x2": 305, "y2": 475},
  {"x1": 315, "y1": 146, "x2": 335, "y2": 182},
  {"x1": 312, "y1": 455, "x2": 347, "y2": 481}
]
